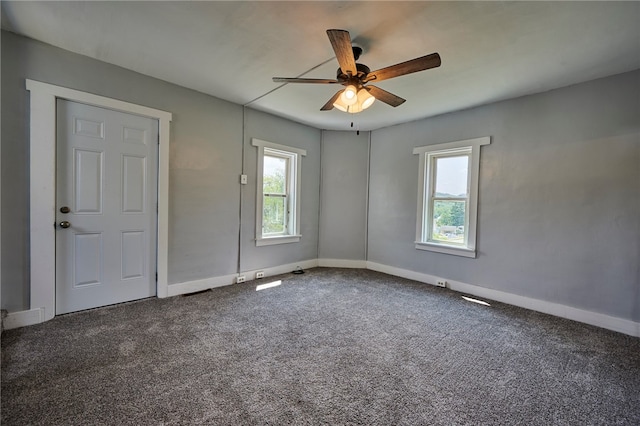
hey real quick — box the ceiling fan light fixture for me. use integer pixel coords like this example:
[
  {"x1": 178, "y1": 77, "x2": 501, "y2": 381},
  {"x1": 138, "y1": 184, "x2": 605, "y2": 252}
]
[
  {"x1": 347, "y1": 102, "x2": 363, "y2": 114},
  {"x1": 358, "y1": 88, "x2": 375, "y2": 110},
  {"x1": 340, "y1": 84, "x2": 358, "y2": 105},
  {"x1": 333, "y1": 94, "x2": 349, "y2": 112}
]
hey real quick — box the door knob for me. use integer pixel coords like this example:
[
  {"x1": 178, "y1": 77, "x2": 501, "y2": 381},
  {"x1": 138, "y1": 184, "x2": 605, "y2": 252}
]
[{"x1": 59, "y1": 221, "x2": 71, "y2": 229}]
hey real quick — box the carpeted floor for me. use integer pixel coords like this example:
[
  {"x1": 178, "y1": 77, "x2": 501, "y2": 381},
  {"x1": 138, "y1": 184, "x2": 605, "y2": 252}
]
[{"x1": 2, "y1": 268, "x2": 639, "y2": 425}]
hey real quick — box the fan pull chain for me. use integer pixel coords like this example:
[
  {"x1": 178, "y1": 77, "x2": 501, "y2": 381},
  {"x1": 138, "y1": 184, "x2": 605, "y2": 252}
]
[{"x1": 351, "y1": 119, "x2": 360, "y2": 135}]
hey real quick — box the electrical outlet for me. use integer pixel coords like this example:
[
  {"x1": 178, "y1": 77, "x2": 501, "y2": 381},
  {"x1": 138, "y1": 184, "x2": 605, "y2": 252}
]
[
  {"x1": 236, "y1": 275, "x2": 246, "y2": 284},
  {"x1": 436, "y1": 279, "x2": 447, "y2": 288},
  {"x1": 256, "y1": 271, "x2": 265, "y2": 279}
]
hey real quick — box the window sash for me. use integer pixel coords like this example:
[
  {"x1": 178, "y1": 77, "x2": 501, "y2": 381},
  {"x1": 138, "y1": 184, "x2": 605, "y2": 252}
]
[
  {"x1": 426, "y1": 198, "x2": 469, "y2": 246},
  {"x1": 262, "y1": 150, "x2": 292, "y2": 237},
  {"x1": 262, "y1": 193, "x2": 288, "y2": 236},
  {"x1": 263, "y1": 152, "x2": 290, "y2": 194},
  {"x1": 431, "y1": 152, "x2": 470, "y2": 199},
  {"x1": 425, "y1": 150, "x2": 471, "y2": 245}
]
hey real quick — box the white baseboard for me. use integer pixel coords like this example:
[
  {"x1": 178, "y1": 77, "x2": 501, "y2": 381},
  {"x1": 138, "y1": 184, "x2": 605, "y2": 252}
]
[
  {"x1": 167, "y1": 273, "x2": 238, "y2": 297},
  {"x1": 241, "y1": 259, "x2": 319, "y2": 282},
  {"x1": 366, "y1": 261, "x2": 640, "y2": 337},
  {"x1": 167, "y1": 259, "x2": 319, "y2": 297},
  {"x1": 3, "y1": 308, "x2": 45, "y2": 330},
  {"x1": 367, "y1": 261, "x2": 442, "y2": 287},
  {"x1": 318, "y1": 258, "x2": 367, "y2": 269}
]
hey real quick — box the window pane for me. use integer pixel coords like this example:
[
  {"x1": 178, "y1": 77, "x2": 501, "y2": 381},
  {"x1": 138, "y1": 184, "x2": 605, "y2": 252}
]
[
  {"x1": 263, "y1": 195, "x2": 286, "y2": 234},
  {"x1": 435, "y1": 156, "x2": 468, "y2": 196},
  {"x1": 264, "y1": 155, "x2": 287, "y2": 194},
  {"x1": 431, "y1": 200, "x2": 466, "y2": 244}
]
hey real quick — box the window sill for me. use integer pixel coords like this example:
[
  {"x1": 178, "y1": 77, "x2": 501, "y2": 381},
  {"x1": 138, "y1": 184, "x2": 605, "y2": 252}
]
[
  {"x1": 256, "y1": 235, "x2": 302, "y2": 247},
  {"x1": 415, "y1": 241, "x2": 476, "y2": 258}
]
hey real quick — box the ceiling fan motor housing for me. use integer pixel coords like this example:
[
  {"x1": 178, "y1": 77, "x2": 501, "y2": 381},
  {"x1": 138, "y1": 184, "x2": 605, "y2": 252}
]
[{"x1": 336, "y1": 63, "x2": 371, "y2": 85}]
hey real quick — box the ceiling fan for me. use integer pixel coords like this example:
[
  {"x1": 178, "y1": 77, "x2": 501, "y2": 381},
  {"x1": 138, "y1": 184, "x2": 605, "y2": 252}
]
[{"x1": 273, "y1": 29, "x2": 441, "y2": 113}]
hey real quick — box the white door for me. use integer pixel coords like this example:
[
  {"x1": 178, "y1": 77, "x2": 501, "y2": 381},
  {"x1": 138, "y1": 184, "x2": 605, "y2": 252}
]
[{"x1": 56, "y1": 99, "x2": 158, "y2": 314}]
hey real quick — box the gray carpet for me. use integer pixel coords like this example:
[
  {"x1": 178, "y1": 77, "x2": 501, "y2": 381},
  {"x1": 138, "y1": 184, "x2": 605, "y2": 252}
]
[{"x1": 2, "y1": 268, "x2": 639, "y2": 425}]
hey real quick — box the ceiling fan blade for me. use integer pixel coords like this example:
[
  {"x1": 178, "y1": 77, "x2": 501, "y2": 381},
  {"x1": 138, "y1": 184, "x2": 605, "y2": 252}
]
[
  {"x1": 326, "y1": 29, "x2": 357, "y2": 76},
  {"x1": 366, "y1": 85, "x2": 406, "y2": 107},
  {"x1": 365, "y1": 53, "x2": 441, "y2": 83},
  {"x1": 320, "y1": 90, "x2": 343, "y2": 111},
  {"x1": 273, "y1": 77, "x2": 340, "y2": 84}
]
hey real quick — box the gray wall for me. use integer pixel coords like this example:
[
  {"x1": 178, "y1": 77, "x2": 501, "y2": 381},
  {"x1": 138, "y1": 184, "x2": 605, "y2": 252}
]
[
  {"x1": 2, "y1": 30, "x2": 639, "y2": 326},
  {"x1": 318, "y1": 131, "x2": 369, "y2": 260},
  {"x1": 240, "y1": 108, "x2": 321, "y2": 271},
  {"x1": 1, "y1": 31, "x2": 30, "y2": 311},
  {"x1": 0, "y1": 31, "x2": 320, "y2": 311},
  {"x1": 368, "y1": 70, "x2": 640, "y2": 322}
]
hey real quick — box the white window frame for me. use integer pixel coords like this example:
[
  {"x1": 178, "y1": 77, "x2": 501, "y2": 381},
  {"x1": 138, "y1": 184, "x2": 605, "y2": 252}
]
[
  {"x1": 413, "y1": 136, "x2": 490, "y2": 258},
  {"x1": 252, "y1": 138, "x2": 306, "y2": 246}
]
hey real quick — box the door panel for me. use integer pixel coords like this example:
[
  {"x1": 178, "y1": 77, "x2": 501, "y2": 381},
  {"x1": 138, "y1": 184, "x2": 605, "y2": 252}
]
[
  {"x1": 73, "y1": 233, "x2": 102, "y2": 287},
  {"x1": 122, "y1": 155, "x2": 146, "y2": 213},
  {"x1": 121, "y1": 231, "x2": 145, "y2": 280},
  {"x1": 74, "y1": 149, "x2": 103, "y2": 213},
  {"x1": 56, "y1": 99, "x2": 158, "y2": 314},
  {"x1": 74, "y1": 116, "x2": 105, "y2": 139}
]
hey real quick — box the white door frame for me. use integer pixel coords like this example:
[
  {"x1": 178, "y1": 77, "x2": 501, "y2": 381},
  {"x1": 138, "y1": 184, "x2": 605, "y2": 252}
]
[{"x1": 27, "y1": 79, "x2": 172, "y2": 322}]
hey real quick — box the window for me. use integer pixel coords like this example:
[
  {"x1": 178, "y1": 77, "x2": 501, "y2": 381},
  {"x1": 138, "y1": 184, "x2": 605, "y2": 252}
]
[
  {"x1": 414, "y1": 137, "x2": 490, "y2": 258},
  {"x1": 252, "y1": 138, "x2": 306, "y2": 246},
  {"x1": 262, "y1": 153, "x2": 289, "y2": 235}
]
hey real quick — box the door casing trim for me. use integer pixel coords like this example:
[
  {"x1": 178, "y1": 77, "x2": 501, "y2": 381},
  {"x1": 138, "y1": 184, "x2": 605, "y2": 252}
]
[{"x1": 26, "y1": 79, "x2": 172, "y2": 321}]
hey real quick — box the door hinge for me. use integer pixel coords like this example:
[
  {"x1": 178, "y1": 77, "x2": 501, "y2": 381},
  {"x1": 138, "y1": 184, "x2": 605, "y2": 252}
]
[{"x1": 155, "y1": 272, "x2": 158, "y2": 282}]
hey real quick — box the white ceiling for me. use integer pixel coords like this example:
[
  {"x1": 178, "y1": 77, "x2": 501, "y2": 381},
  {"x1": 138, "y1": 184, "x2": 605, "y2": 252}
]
[{"x1": 2, "y1": 1, "x2": 639, "y2": 131}]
